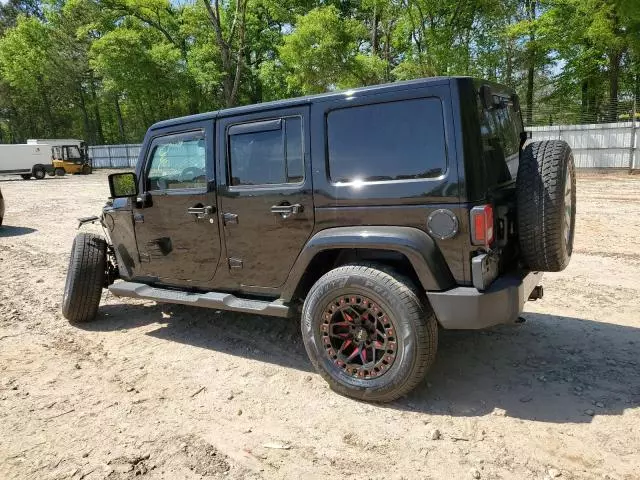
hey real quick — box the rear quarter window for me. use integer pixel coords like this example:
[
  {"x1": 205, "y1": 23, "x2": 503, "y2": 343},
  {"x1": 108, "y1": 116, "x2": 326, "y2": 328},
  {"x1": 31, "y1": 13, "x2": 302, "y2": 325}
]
[
  {"x1": 478, "y1": 89, "x2": 523, "y2": 183},
  {"x1": 327, "y1": 98, "x2": 447, "y2": 184}
]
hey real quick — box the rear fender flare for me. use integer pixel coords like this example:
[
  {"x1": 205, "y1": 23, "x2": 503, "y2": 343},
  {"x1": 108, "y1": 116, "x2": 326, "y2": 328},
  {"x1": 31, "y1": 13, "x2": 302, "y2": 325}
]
[{"x1": 280, "y1": 226, "x2": 455, "y2": 301}]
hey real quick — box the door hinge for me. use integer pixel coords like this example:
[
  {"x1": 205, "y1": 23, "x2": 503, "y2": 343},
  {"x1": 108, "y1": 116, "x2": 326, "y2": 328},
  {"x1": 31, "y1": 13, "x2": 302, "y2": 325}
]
[
  {"x1": 228, "y1": 257, "x2": 243, "y2": 269},
  {"x1": 223, "y1": 212, "x2": 238, "y2": 225}
]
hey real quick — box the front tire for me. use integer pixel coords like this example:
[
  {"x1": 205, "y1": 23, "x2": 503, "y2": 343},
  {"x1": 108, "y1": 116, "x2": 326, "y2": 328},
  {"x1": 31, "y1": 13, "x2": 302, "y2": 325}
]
[
  {"x1": 55, "y1": 168, "x2": 66, "y2": 177},
  {"x1": 21, "y1": 174, "x2": 31, "y2": 180},
  {"x1": 62, "y1": 233, "x2": 106, "y2": 323},
  {"x1": 302, "y1": 264, "x2": 437, "y2": 402}
]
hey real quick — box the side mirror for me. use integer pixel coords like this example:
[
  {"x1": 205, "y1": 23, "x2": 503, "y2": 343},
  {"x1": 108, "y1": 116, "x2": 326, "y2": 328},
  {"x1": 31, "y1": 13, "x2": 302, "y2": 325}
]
[{"x1": 108, "y1": 172, "x2": 139, "y2": 198}]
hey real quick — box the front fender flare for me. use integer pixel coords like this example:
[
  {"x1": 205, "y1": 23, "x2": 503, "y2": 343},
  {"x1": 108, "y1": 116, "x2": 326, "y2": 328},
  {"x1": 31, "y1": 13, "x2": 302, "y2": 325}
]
[{"x1": 281, "y1": 226, "x2": 455, "y2": 301}]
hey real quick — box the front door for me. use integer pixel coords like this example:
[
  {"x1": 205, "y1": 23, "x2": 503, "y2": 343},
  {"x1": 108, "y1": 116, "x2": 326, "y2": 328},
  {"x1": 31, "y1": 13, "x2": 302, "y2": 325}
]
[
  {"x1": 217, "y1": 107, "x2": 314, "y2": 289},
  {"x1": 134, "y1": 128, "x2": 220, "y2": 284}
]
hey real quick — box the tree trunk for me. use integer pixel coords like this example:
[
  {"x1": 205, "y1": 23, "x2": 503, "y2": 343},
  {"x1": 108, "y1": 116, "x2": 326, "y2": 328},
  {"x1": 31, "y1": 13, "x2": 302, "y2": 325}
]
[
  {"x1": 371, "y1": 4, "x2": 379, "y2": 55},
  {"x1": 505, "y1": 38, "x2": 514, "y2": 87},
  {"x1": 78, "y1": 86, "x2": 93, "y2": 144},
  {"x1": 37, "y1": 77, "x2": 56, "y2": 137},
  {"x1": 634, "y1": 71, "x2": 640, "y2": 121},
  {"x1": 201, "y1": 0, "x2": 247, "y2": 108},
  {"x1": 581, "y1": 79, "x2": 589, "y2": 123},
  {"x1": 384, "y1": 25, "x2": 391, "y2": 81},
  {"x1": 89, "y1": 73, "x2": 104, "y2": 144},
  {"x1": 114, "y1": 95, "x2": 126, "y2": 144},
  {"x1": 525, "y1": 0, "x2": 536, "y2": 126},
  {"x1": 526, "y1": 62, "x2": 534, "y2": 125},
  {"x1": 135, "y1": 96, "x2": 150, "y2": 128},
  {"x1": 608, "y1": 51, "x2": 622, "y2": 122}
]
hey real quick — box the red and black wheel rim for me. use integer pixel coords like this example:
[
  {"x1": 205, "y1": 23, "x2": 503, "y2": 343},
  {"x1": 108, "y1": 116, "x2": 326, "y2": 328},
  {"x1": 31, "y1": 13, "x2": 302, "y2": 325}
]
[{"x1": 320, "y1": 295, "x2": 397, "y2": 379}]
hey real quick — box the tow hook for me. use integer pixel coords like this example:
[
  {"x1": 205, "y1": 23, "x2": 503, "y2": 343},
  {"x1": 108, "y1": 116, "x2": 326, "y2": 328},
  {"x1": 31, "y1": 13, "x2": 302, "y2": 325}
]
[{"x1": 528, "y1": 285, "x2": 544, "y2": 301}]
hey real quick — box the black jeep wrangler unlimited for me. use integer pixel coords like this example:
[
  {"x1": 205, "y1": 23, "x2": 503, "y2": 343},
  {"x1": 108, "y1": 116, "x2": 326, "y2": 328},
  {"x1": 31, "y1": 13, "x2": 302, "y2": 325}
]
[{"x1": 63, "y1": 77, "x2": 576, "y2": 402}]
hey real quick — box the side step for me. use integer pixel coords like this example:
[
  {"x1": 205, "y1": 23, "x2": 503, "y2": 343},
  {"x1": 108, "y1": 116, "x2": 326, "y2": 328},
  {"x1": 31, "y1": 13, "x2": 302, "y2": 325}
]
[{"x1": 108, "y1": 281, "x2": 291, "y2": 318}]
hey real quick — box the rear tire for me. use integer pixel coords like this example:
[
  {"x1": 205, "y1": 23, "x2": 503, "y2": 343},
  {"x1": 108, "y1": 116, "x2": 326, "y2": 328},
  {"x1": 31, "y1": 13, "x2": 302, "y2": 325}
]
[
  {"x1": 21, "y1": 174, "x2": 31, "y2": 180},
  {"x1": 33, "y1": 167, "x2": 46, "y2": 180},
  {"x1": 517, "y1": 140, "x2": 576, "y2": 272},
  {"x1": 302, "y1": 263, "x2": 437, "y2": 402},
  {"x1": 62, "y1": 233, "x2": 107, "y2": 323}
]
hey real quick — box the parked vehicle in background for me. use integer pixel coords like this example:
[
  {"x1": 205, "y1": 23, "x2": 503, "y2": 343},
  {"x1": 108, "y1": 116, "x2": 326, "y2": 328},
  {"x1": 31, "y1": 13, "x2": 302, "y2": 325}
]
[
  {"x1": 27, "y1": 139, "x2": 92, "y2": 175},
  {"x1": 0, "y1": 144, "x2": 53, "y2": 179},
  {"x1": 62, "y1": 76, "x2": 576, "y2": 402}
]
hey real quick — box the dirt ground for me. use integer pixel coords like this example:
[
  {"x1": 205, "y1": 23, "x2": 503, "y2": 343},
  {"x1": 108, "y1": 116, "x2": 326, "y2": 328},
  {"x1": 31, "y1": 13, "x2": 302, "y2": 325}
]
[{"x1": 0, "y1": 170, "x2": 639, "y2": 480}]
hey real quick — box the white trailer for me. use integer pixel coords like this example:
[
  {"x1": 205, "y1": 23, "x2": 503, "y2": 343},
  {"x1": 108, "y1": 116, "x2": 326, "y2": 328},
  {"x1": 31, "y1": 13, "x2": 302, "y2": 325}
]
[
  {"x1": 0, "y1": 144, "x2": 53, "y2": 179},
  {"x1": 28, "y1": 138, "x2": 85, "y2": 148}
]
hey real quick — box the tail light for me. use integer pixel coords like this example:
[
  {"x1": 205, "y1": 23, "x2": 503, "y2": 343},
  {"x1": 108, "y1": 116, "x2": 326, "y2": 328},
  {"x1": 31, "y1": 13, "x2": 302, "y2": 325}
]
[{"x1": 470, "y1": 205, "x2": 494, "y2": 246}]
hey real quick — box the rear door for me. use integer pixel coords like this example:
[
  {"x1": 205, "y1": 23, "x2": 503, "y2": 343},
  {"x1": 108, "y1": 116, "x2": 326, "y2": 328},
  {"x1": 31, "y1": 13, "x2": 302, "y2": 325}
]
[
  {"x1": 134, "y1": 126, "x2": 221, "y2": 284},
  {"x1": 217, "y1": 106, "x2": 314, "y2": 289}
]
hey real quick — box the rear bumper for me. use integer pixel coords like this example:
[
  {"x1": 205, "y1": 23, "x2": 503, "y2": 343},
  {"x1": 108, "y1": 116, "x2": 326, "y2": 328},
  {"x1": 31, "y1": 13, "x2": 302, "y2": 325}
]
[{"x1": 426, "y1": 271, "x2": 543, "y2": 329}]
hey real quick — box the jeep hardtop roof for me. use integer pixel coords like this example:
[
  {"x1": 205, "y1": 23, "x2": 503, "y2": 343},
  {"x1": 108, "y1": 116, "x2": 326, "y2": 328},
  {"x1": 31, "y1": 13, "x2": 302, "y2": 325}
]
[{"x1": 149, "y1": 76, "x2": 509, "y2": 132}]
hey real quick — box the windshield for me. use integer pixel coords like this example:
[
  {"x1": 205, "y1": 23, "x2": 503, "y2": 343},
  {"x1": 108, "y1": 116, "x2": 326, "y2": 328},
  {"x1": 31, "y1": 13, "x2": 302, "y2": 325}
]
[{"x1": 66, "y1": 146, "x2": 82, "y2": 159}]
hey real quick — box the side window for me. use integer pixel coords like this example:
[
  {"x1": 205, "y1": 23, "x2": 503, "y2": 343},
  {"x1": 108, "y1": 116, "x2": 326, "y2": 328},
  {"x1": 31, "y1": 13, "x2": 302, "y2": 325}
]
[
  {"x1": 147, "y1": 135, "x2": 207, "y2": 191},
  {"x1": 327, "y1": 98, "x2": 447, "y2": 183},
  {"x1": 228, "y1": 116, "x2": 303, "y2": 187}
]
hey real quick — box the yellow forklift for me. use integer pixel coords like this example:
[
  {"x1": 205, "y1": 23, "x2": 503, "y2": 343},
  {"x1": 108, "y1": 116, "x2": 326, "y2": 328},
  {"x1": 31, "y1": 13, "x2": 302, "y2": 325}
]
[
  {"x1": 51, "y1": 142, "x2": 92, "y2": 175},
  {"x1": 29, "y1": 139, "x2": 92, "y2": 176}
]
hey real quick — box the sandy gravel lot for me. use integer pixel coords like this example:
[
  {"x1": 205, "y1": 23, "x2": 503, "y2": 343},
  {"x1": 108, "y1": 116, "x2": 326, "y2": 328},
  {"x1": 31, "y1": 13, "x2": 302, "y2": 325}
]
[{"x1": 0, "y1": 170, "x2": 639, "y2": 480}]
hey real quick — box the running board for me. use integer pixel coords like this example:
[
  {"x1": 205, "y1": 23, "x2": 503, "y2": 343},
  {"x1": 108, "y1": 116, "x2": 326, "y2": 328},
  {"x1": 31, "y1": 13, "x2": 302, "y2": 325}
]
[{"x1": 108, "y1": 281, "x2": 291, "y2": 318}]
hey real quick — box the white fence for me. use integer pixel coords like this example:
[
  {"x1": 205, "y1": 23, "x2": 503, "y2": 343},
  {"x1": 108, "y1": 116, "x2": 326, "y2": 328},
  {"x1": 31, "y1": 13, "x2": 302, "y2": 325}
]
[
  {"x1": 89, "y1": 144, "x2": 141, "y2": 168},
  {"x1": 529, "y1": 121, "x2": 638, "y2": 169},
  {"x1": 89, "y1": 122, "x2": 639, "y2": 170}
]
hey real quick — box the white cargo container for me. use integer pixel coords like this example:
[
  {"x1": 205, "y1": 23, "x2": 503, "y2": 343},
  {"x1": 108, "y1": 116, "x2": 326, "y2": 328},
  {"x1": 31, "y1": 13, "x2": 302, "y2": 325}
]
[{"x1": 0, "y1": 144, "x2": 53, "y2": 179}]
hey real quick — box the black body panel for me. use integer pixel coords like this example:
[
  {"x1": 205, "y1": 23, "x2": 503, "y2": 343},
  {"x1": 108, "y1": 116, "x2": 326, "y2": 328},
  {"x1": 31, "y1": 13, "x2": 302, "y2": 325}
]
[
  {"x1": 215, "y1": 105, "x2": 315, "y2": 289},
  {"x1": 280, "y1": 226, "x2": 455, "y2": 301},
  {"x1": 129, "y1": 119, "x2": 222, "y2": 286}
]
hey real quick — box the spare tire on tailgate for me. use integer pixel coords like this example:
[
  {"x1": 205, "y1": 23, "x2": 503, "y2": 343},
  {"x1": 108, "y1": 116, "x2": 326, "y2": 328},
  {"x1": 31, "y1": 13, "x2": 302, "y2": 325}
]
[{"x1": 516, "y1": 140, "x2": 576, "y2": 272}]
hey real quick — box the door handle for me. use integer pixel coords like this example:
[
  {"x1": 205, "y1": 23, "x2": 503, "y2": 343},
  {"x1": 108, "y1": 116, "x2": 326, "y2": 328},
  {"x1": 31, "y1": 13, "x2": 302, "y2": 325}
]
[
  {"x1": 187, "y1": 205, "x2": 215, "y2": 218},
  {"x1": 271, "y1": 203, "x2": 303, "y2": 217}
]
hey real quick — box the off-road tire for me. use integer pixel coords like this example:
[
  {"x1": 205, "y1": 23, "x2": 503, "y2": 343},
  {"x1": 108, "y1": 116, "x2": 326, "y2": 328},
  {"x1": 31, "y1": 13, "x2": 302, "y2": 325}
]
[
  {"x1": 55, "y1": 168, "x2": 66, "y2": 177},
  {"x1": 517, "y1": 140, "x2": 576, "y2": 272},
  {"x1": 302, "y1": 263, "x2": 437, "y2": 402},
  {"x1": 82, "y1": 164, "x2": 92, "y2": 175},
  {"x1": 21, "y1": 174, "x2": 31, "y2": 180},
  {"x1": 33, "y1": 166, "x2": 46, "y2": 180},
  {"x1": 62, "y1": 233, "x2": 107, "y2": 323}
]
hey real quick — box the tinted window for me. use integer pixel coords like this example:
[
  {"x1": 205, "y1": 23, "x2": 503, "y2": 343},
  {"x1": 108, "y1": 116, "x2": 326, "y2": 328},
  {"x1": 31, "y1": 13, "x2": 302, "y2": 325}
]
[
  {"x1": 147, "y1": 136, "x2": 206, "y2": 190},
  {"x1": 285, "y1": 117, "x2": 303, "y2": 183},
  {"x1": 478, "y1": 94, "x2": 523, "y2": 182},
  {"x1": 327, "y1": 98, "x2": 447, "y2": 183},
  {"x1": 229, "y1": 117, "x2": 303, "y2": 186}
]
